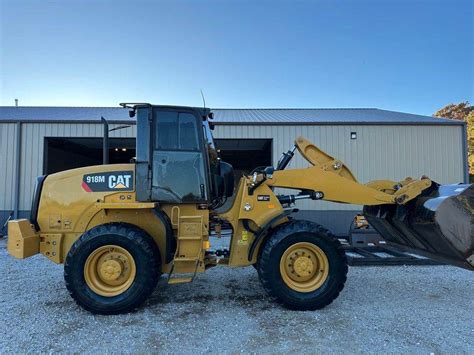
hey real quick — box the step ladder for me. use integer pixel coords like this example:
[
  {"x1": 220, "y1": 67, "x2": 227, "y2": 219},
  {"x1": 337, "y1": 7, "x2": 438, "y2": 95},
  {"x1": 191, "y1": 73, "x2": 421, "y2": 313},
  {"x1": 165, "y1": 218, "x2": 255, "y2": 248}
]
[{"x1": 168, "y1": 212, "x2": 204, "y2": 285}]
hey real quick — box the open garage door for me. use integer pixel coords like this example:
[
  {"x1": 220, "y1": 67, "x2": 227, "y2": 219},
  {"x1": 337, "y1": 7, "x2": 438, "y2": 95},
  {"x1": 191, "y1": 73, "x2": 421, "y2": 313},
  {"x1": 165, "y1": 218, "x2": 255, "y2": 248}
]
[
  {"x1": 214, "y1": 139, "x2": 272, "y2": 183},
  {"x1": 44, "y1": 137, "x2": 136, "y2": 174}
]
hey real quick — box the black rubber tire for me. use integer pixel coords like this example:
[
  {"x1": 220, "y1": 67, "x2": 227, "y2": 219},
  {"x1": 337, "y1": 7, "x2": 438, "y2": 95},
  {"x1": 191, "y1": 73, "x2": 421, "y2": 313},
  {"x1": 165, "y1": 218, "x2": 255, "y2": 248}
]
[
  {"x1": 64, "y1": 223, "x2": 161, "y2": 315},
  {"x1": 257, "y1": 220, "x2": 348, "y2": 310}
]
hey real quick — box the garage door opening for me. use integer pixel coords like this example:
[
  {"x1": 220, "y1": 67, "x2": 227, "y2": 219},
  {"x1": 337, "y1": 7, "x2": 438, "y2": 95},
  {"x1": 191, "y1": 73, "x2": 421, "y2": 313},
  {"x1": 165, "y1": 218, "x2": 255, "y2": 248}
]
[
  {"x1": 215, "y1": 139, "x2": 272, "y2": 181},
  {"x1": 44, "y1": 138, "x2": 136, "y2": 174}
]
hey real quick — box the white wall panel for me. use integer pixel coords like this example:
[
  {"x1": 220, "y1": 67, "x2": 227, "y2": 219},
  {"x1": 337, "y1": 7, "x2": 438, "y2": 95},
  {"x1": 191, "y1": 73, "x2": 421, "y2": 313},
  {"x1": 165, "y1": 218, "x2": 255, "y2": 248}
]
[
  {"x1": 213, "y1": 124, "x2": 465, "y2": 211},
  {"x1": 0, "y1": 123, "x2": 18, "y2": 210}
]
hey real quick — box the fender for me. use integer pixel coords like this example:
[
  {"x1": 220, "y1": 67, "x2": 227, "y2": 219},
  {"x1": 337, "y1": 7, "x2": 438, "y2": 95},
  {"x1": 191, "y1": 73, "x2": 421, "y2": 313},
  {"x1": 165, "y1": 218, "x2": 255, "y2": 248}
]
[
  {"x1": 247, "y1": 208, "x2": 298, "y2": 261},
  {"x1": 152, "y1": 208, "x2": 175, "y2": 263}
]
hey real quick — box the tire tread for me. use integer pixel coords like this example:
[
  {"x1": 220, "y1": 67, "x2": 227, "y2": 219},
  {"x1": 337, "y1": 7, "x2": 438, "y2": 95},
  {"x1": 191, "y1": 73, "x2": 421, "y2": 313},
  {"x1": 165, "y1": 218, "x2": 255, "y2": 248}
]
[
  {"x1": 258, "y1": 220, "x2": 348, "y2": 310},
  {"x1": 64, "y1": 222, "x2": 160, "y2": 315}
]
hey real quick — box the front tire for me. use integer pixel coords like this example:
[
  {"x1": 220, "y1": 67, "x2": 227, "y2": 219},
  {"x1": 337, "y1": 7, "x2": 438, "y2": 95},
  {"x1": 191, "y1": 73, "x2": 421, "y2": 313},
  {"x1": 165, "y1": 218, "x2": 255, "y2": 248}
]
[
  {"x1": 64, "y1": 223, "x2": 161, "y2": 314},
  {"x1": 257, "y1": 220, "x2": 348, "y2": 310}
]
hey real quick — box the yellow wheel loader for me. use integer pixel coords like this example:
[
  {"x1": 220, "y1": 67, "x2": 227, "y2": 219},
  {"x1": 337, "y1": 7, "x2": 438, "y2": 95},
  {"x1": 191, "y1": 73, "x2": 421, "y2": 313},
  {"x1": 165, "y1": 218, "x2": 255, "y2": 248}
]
[{"x1": 7, "y1": 104, "x2": 473, "y2": 314}]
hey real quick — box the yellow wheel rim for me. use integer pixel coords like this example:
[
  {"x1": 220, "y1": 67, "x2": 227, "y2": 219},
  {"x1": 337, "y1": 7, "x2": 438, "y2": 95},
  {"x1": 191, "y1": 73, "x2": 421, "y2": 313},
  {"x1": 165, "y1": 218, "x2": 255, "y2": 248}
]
[
  {"x1": 84, "y1": 245, "x2": 136, "y2": 297},
  {"x1": 279, "y1": 242, "x2": 329, "y2": 293}
]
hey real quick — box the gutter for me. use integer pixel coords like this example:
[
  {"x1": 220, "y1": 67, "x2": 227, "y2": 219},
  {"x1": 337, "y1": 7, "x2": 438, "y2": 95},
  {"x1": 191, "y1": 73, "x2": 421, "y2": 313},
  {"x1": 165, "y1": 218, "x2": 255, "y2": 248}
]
[{"x1": 0, "y1": 119, "x2": 465, "y2": 126}]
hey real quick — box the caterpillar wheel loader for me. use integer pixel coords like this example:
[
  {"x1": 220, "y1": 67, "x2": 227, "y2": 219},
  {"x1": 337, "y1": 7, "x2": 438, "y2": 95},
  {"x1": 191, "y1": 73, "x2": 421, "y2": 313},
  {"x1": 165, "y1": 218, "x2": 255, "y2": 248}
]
[{"x1": 7, "y1": 103, "x2": 473, "y2": 314}]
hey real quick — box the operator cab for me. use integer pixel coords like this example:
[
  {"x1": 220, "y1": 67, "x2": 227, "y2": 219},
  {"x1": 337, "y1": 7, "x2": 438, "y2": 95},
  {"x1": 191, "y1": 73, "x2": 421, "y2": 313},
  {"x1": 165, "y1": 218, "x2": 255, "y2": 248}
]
[{"x1": 122, "y1": 104, "x2": 233, "y2": 206}]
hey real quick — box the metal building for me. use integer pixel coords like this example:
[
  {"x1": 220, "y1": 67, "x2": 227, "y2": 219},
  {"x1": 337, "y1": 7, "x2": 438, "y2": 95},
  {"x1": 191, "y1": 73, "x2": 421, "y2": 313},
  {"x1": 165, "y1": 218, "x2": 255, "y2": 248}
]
[{"x1": 0, "y1": 106, "x2": 468, "y2": 236}]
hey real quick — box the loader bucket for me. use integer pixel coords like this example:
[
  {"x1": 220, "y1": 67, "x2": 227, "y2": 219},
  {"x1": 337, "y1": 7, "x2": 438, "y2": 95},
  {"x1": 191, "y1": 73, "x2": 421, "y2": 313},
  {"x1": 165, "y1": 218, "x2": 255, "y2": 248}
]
[{"x1": 363, "y1": 183, "x2": 473, "y2": 270}]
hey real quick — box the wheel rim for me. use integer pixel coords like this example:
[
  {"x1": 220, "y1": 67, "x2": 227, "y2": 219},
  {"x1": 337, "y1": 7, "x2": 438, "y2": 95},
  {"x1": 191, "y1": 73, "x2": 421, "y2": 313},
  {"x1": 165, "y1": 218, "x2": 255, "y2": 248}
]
[
  {"x1": 84, "y1": 245, "x2": 136, "y2": 297},
  {"x1": 279, "y1": 242, "x2": 329, "y2": 293}
]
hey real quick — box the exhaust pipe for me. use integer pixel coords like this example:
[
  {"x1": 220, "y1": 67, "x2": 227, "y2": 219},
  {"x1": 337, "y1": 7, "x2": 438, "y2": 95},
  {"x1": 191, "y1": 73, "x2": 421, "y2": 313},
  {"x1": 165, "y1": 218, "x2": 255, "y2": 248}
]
[{"x1": 101, "y1": 116, "x2": 109, "y2": 165}]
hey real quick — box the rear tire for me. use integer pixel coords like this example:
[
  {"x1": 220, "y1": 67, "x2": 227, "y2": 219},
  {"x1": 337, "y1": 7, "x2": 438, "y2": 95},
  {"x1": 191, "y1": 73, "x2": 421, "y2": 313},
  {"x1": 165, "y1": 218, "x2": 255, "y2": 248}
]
[
  {"x1": 257, "y1": 220, "x2": 348, "y2": 310},
  {"x1": 64, "y1": 223, "x2": 161, "y2": 315}
]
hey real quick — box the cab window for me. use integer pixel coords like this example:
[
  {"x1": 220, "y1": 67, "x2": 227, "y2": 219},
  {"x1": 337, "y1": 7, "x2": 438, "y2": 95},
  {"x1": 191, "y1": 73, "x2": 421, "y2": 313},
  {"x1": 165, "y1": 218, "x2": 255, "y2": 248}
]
[{"x1": 155, "y1": 112, "x2": 199, "y2": 151}]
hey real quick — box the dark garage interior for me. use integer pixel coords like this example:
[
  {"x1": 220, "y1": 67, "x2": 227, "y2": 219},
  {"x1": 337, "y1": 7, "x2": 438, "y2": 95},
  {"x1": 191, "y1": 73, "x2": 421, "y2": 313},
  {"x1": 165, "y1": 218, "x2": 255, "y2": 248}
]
[
  {"x1": 44, "y1": 137, "x2": 136, "y2": 174},
  {"x1": 44, "y1": 137, "x2": 272, "y2": 179},
  {"x1": 215, "y1": 139, "x2": 272, "y2": 181}
]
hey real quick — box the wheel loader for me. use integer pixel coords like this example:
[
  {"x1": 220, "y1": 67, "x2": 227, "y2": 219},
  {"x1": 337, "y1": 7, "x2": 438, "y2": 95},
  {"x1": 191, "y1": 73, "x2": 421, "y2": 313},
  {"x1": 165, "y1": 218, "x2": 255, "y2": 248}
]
[{"x1": 7, "y1": 103, "x2": 473, "y2": 314}]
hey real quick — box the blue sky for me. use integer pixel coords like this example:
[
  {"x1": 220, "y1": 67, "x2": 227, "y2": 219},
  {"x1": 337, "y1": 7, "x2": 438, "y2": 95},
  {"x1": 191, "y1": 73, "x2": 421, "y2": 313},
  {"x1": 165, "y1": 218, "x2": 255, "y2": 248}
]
[{"x1": 0, "y1": 0, "x2": 472, "y2": 115}]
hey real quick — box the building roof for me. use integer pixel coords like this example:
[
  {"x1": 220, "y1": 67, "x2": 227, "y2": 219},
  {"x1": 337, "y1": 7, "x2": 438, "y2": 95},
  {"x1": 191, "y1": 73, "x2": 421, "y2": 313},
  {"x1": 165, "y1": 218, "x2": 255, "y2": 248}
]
[{"x1": 0, "y1": 106, "x2": 463, "y2": 125}]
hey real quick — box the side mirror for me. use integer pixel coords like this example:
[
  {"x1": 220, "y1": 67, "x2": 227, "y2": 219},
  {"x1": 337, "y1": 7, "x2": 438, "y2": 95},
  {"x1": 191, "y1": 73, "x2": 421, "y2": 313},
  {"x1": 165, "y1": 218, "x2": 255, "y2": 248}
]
[
  {"x1": 208, "y1": 112, "x2": 214, "y2": 120},
  {"x1": 129, "y1": 110, "x2": 136, "y2": 118}
]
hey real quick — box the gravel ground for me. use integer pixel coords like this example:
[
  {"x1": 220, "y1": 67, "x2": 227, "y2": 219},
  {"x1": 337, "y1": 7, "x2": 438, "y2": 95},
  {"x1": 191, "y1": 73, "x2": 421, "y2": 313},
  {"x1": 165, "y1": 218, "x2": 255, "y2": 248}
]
[{"x1": 0, "y1": 237, "x2": 473, "y2": 354}]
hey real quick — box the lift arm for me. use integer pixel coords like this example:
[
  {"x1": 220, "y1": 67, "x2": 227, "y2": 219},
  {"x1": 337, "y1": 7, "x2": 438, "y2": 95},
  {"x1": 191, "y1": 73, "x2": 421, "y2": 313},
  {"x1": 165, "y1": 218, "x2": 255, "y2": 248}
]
[{"x1": 265, "y1": 137, "x2": 432, "y2": 205}]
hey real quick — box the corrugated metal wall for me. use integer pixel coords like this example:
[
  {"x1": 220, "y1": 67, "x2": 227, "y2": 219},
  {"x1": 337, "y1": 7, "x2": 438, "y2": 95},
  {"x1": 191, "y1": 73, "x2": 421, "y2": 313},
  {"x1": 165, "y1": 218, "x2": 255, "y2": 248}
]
[
  {"x1": 213, "y1": 125, "x2": 465, "y2": 211},
  {"x1": 0, "y1": 122, "x2": 465, "y2": 214},
  {"x1": 0, "y1": 123, "x2": 18, "y2": 212}
]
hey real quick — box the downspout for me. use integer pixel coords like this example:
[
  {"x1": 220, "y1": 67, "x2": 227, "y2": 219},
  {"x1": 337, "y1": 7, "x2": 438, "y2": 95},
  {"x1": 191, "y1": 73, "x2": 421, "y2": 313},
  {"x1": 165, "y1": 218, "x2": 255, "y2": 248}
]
[
  {"x1": 462, "y1": 122, "x2": 469, "y2": 184},
  {"x1": 13, "y1": 122, "x2": 22, "y2": 219}
]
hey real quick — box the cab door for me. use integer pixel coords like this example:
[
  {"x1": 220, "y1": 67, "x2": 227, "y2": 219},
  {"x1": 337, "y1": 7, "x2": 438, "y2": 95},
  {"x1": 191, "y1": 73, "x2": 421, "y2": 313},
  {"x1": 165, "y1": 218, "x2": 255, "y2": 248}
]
[{"x1": 151, "y1": 108, "x2": 210, "y2": 203}]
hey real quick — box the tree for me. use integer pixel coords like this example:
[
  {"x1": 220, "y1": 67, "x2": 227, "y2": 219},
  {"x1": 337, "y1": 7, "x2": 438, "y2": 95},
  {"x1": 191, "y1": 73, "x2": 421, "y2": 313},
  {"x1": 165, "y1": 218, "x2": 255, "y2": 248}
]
[
  {"x1": 434, "y1": 101, "x2": 474, "y2": 120},
  {"x1": 467, "y1": 111, "x2": 474, "y2": 177},
  {"x1": 434, "y1": 101, "x2": 474, "y2": 178}
]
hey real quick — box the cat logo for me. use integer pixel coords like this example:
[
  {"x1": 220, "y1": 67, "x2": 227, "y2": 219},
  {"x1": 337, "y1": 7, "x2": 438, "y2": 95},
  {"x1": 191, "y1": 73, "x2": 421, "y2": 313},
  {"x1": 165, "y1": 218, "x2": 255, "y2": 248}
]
[
  {"x1": 82, "y1": 171, "x2": 134, "y2": 192},
  {"x1": 108, "y1": 175, "x2": 132, "y2": 189}
]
